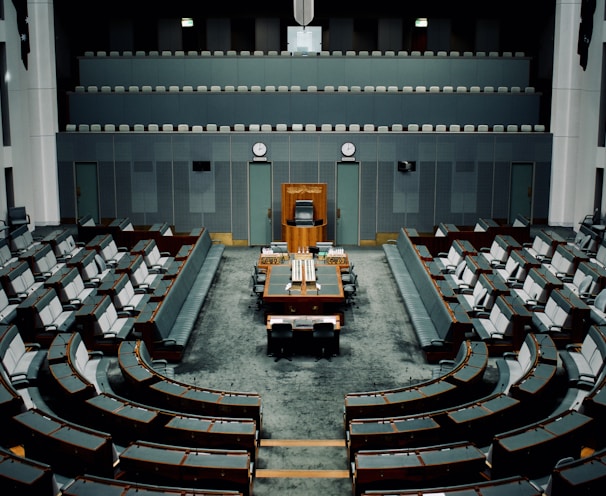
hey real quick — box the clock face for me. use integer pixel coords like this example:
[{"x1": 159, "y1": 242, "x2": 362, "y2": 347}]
[
  {"x1": 252, "y1": 142, "x2": 267, "y2": 157},
  {"x1": 341, "y1": 142, "x2": 356, "y2": 157}
]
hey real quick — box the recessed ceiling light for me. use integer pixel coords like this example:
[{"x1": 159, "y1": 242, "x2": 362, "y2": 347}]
[
  {"x1": 181, "y1": 18, "x2": 194, "y2": 28},
  {"x1": 415, "y1": 18, "x2": 428, "y2": 28}
]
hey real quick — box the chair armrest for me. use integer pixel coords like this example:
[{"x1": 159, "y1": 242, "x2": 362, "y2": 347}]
[
  {"x1": 430, "y1": 338, "x2": 445, "y2": 346},
  {"x1": 503, "y1": 351, "x2": 518, "y2": 360},
  {"x1": 44, "y1": 324, "x2": 58, "y2": 331},
  {"x1": 480, "y1": 247, "x2": 490, "y2": 252},
  {"x1": 475, "y1": 311, "x2": 490, "y2": 318},
  {"x1": 565, "y1": 342, "x2": 582, "y2": 351},
  {"x1": 455, "y1": 286, "x2": 473, "y2": 294},
  {"x1": 531, "y1": 304, "x2": 545, "y2": 311},
  {"x1": 89, "y1": 350, "x2": 104, "y2": 359},
  {"x1": 11, "y1": 377, "x2": 30, "y2": 388}
]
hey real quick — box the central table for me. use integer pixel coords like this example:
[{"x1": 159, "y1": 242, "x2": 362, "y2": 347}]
[{"x1": 262, "y1": 262, "x2": 345, "y2": 317}]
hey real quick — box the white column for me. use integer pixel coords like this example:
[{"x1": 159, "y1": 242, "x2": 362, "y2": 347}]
[
  {"x1": 549, "y1": 0, "x2": 583, "y2": 227},
  {"x1": 28, "y1": 0, "x2": 60, "y2": 226}
]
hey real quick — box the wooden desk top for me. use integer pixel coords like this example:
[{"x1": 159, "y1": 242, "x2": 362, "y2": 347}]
[
  {"x1": 266, "y1": 314, "x2": 341, "y2": 331},
  {"x1": 263, "y1": 264, "x2": 344, "y2": 301},
  {"x1": 258, "y1": 252, "x2": 349, "y2": 270}
]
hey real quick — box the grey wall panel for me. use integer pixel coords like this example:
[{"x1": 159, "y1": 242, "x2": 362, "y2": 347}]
[
  {"x1": 58, "y1": 160, "x2": 76, "y2": 219},
  {"x1": 477, "y1": 160, "x2": 496, "y2": 219},
  {"x1": 131, "y1": 58, "x2": 160, "y2": 86},
  {"x1": 368, "y1": 57, "x2": 399, "y2": 86},
  {"x1": 201, "y1": 161, "x2": 231, "y2": 232},
  {"x1": 237, "y1": 58, "x2": 266, "y2": 87},
  {"x1": 290, "y1": 92, "x2": 320, "y2": 124},
  {"x1": 56, "y1": 132, "x2": 553, "y2": 237},
  {"x1": 180, "y1": 93, "x2": 208, "y2": 125},
  {"x1": 263, "y1": 58, "x2": 292, "y2": 86},
  {"x1": 319, "y1": 160, "x2": 337, "y2": 241},
  {"x1": 210, "y1": 57, "x2": 239, "y2": 86},
  {"x1": 124, "y1": 95, "x2": 152, "y2": 126},
  {"x1": 346, "y1": 93, "x2": 373, "y2": 126},
  {"x1": 156, "y1": 57, "x2": 186, "y2": 86},
  {"x1": 492, "y1": 160, "x2": 511, "y2": 220},
  {"x1": 68, "y1": 91, "x2": 543, "y2": 127},
  {"x1": 77, "y1": 55, "x2": 531, "y2": 89},
  {"x1": 232, "y1": 161, "x2": 248, "y2": 240},
  {"x1": 343, "y1": 58, "x2": 372, "y2": 87},
  {"x1": 153, "y1": 160, "x2": 174, "y2": 226},
  {"x1": 317, "y1": 93, "x2": 348, "y2": 125},
  {"x1": 271, "y1": 161, "x2": 290, "y2": 241},
  {"x1": 416, "y1": 159, "x2": 438, "y2": 232},
  {"x1": 533, "y1": 160, "x2": 551, "y2": 220},
  {"x1": 173, "y1": 159, "x2": 194, "y2": 233},
  {"x1": 113, "y1": 160, "x2": 132, "y2": 220},
  {"x1": 378, "y1": 162, "x2": 402, "y2": 232},
  {"x1": 289, "y1": 57, "x2": 320, "y2": 88},
  {"x1": 360, "y1": 161, "x2": 377, "y2": 240}
]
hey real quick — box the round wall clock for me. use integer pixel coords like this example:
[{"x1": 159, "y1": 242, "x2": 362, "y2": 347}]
[
  {"x1": 341, "y1": 142, "x2": 356, "y2": 157},
  {"x1": 252, "y1": 142, "x2": 267, "y2": 157}
]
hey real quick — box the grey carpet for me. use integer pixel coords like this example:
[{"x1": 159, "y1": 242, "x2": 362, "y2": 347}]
[{"x1": 173, "y1": 246, "x2": 435, "y2": 495}]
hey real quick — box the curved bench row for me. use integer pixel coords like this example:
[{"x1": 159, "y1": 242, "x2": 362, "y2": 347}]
[
  {"x1": 343, "y1": 340, "x2": 489, "y2": 424},
  {"x1": 118, "y1": 339, "x2": 263, "y2": 427},
  {"x1": 43, "y1": 331, "x2": 259, "y2": 463},
  {"x1": 358, "y1": 475, "x2": 543, "y2": 495},
  {"x1": 346, "y1": 333, "x2": 560, "y2": 458}
]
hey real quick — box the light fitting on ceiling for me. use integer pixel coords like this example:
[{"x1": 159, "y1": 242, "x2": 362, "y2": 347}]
[
  {"x1": 181, "y1": 18, "x2": 194, "y2": 28},
  {"x1": 415, "y1": 18, "x2": 428, "y2": 28}
]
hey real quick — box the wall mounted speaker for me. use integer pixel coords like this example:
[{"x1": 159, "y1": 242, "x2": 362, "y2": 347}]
[
  {"x1": 192, "y1": 160, "x2": 211, "y2": 172},
  {"x1": 398, "y1": 160, "x2": 416, "y2": 172}
]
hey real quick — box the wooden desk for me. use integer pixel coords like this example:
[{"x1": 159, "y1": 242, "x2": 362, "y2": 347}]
[
  {"x1": 262, "y1": 263, "x2": 344, "y2": 316},
  {"x1": 282, "y1": 223, "x2": 327, "y2": 254},
  {"x1": 266, "y1": 314, "x2": 341, "y2": 355},
  {"x1": 258, "y1": 252, "x2": 350, "y2": 271}
]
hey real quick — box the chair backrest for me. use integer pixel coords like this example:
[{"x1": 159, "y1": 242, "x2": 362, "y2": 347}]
[
  {"x1": 294, "y1": 200, "x2": 314, "y2": 226},
  {"x1": 8, "y1": 206, "x2": 28, "y2": 226},
  {"x1": 271, "y1": 322, "x2": 293, "y2": 337}
]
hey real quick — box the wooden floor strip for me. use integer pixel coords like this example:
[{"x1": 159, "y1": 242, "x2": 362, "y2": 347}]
[
  {"x1": 260, "y1": 439, "x2": 346, "y2": 447},
  {"x1": 256, "y1": 469, "x2": 350, "y2": 478}
]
